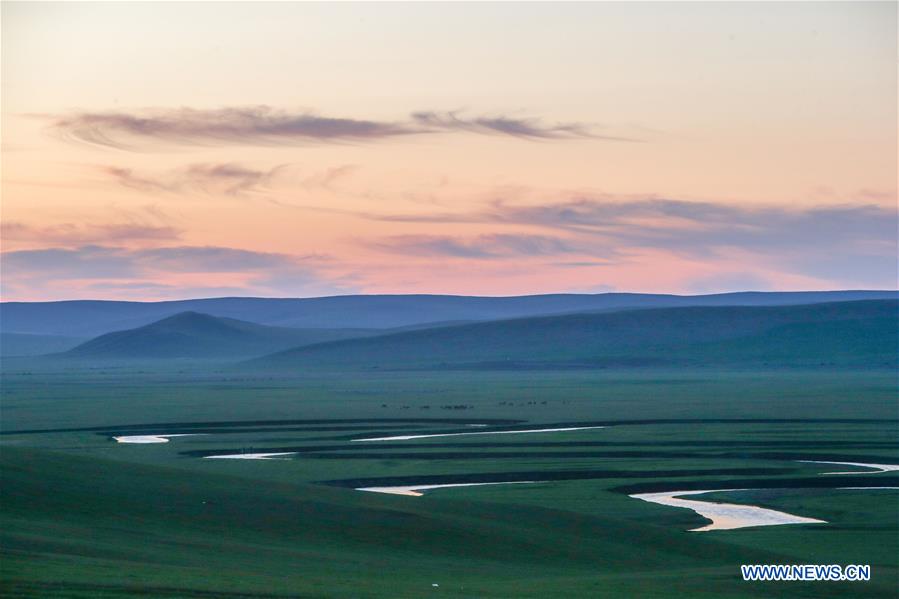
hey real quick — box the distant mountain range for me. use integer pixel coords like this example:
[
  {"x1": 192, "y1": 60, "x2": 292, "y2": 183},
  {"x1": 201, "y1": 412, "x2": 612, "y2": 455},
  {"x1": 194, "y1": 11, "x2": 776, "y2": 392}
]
[
  {"x1": 249, "y1": 300, "x2": 898, "y2": 371},
  {"x1": 60, "y1": 312, "x2": 384, "y2": 359},
  {"x1": 0, "y1": 333, "x2": 86, "y2": 357},
  {"x1": 13, "y1": 298, "x2": 896, "y2": 368},
  {"x1": 1, "y1": 290, "x2": 895, "y2": 337}
]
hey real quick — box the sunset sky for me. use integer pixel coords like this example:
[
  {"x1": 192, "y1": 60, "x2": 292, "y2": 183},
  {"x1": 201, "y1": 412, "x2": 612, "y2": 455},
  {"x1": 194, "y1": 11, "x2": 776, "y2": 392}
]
[{"x1": 2, "y1": 1, "x2": 896, "y2": 301}]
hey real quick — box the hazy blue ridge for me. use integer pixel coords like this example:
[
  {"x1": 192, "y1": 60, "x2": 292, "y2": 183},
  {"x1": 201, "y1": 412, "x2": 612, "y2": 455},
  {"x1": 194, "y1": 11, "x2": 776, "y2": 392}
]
[
  {"x1": 2, "y1": 290, "x2": 896, "y2": 337},
  {"x1": 0, "y1": 333, "x2": 87, "y2": 357},
  {"x1": 247, "y1": 300, "x2": 899, "y2": 371},
  {"x1": 60, "y1": 312, "x2": 383, "y2": 359}
]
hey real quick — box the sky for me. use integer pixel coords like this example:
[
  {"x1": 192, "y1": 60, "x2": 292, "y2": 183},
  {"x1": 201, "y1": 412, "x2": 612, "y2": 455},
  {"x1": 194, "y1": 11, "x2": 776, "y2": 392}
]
[{"x1": 1, "y1": 1, "x2": 896, "y2": 301}]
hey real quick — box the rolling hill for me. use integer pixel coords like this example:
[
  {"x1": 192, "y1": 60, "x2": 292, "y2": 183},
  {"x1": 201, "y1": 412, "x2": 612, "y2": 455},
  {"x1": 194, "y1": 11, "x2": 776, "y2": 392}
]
[
  {"x1": 2, "y1": 290, "x2": 895, "y2": 337},
  {"x1": 61, "y1": 312, "x2": 382, "y2": 359},
  {"x1": 250, "y1": 300, "x2": 899, "y2": 370}
]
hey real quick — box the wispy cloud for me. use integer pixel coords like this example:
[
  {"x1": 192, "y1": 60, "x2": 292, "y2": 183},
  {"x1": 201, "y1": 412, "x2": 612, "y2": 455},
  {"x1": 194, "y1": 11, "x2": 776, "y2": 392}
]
[
  {"x1": 105, "y1": 162, "x2": 358, "y2": 197},
  {"x1": 2, "y1": 246, "x2": 140, "y2": 280},
  {"x1": 410, "y1": 111, "x2": 611, "y2": 140},
  {"x1": 134, "y1": 245, "x2": 310, "y2": 272},
  {"x1": 106, "y1": 163, "x2": 285, "y2": 197},
  {"x1": 364, "y1": 197, "x2": 898, "y2": 285},
  {"x1": 0, "y1": 244, "x2": 354, "y2": 300},
  {"x1": 50, "y1": 106, "x2": 418, "y2": 149},
  {"x1": 47, "y1": 106, "x2": 609, "y2": 149},
  {"x1": 491, "y1": 199, "x2": 898, "y2": 260},
  {"x1": 554, "y1": 261, "x2": 618, "y2": 268},
  {"x1": 1, "y1": 245, "x2": 319, "y2": 278},
  {"x1": 370, "y1": 233, "x2": 584, "y2": 259},
  {"x1": 295, "y1": 164, "x2": 358, "y2": 191},
  {"x1": 371, "y1": 198, "x2": 896, "y2": 255},
  {"x1": 1, "y1": 221, "x2": 182, "y2": 245}
]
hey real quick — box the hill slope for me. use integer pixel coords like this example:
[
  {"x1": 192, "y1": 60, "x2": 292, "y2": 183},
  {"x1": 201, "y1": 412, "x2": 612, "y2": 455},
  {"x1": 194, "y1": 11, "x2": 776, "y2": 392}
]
[
  {"x1": 251, "y1": 300, "x2": 898, "y2": 370},
  {"x1": 62, "y1": 312, "x2": 380, "y2": 359},
  {"x1": 2, "y1": 290, "x2": 895, "y2": 337}
]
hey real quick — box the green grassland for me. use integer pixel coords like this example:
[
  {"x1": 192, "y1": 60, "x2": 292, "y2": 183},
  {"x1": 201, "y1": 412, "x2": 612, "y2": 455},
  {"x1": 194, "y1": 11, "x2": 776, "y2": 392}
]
[{"x1": 1, "y1": 363, "x2": 897, "y2": 597}]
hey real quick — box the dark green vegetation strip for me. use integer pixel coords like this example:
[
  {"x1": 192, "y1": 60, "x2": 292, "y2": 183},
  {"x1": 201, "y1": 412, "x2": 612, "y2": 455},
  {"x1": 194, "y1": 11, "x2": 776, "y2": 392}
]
[
  {"x1": 96, "y1": 425, "x2": 439, "y2": 436},
  {"x1": 320, "y1": 468, "x2": 792, "y2": 488},
  {"x1": 0, "y1": 580, "x2": 305, "y2": 599},
  {"x1": 612, "y1": 475, "x2": 899, "y2": 495},
  {"x1": 182, "y1": 444, "x2": 899, "y2": 461},
  {"x1": 8, "y1": 417, "x2": 896, "y2": 436},
  {"x1": 310, "y1": 418, "x2": 899, "y2": 442},
  {"x1": 219, "y1": 451, "x2": 899, "y2": 464},
  {"x1": 1, "y1": 418, "x2": 521, "y2": 435}
]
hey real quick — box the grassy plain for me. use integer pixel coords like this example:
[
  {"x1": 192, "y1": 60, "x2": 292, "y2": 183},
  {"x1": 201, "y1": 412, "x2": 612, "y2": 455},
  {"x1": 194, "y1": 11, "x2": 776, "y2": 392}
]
[{"x1": 1, "y1": 363, "x2": 897, "y2": 597}]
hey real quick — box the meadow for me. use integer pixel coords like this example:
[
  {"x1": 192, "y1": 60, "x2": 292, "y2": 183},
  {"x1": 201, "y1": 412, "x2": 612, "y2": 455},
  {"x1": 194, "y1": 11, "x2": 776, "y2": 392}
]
[{"x1": 1, "y1": 362, "x2": 896, "y2": 597}]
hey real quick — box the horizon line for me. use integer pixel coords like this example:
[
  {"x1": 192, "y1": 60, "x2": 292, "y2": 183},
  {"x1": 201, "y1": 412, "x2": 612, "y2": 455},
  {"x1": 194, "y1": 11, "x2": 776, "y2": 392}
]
[{"x1": 2, "y1": 289, "x2": 897, "y2": 305}]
